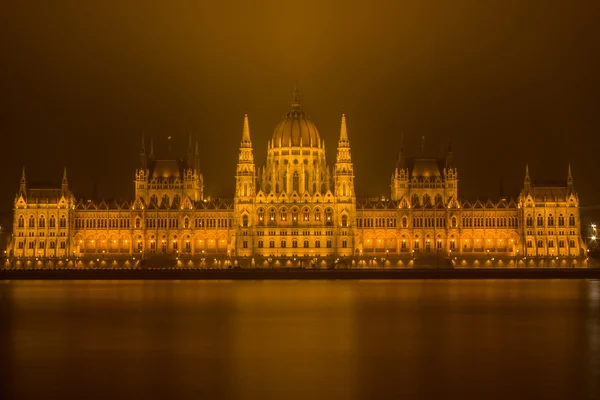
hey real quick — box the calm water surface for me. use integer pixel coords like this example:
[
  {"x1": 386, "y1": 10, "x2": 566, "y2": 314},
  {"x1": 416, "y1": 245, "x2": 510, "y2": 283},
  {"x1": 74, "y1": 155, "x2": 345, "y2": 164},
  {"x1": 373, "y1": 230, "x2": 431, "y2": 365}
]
[{"x1": 1, "y1": 280, "x2": 599, "y2": 399}]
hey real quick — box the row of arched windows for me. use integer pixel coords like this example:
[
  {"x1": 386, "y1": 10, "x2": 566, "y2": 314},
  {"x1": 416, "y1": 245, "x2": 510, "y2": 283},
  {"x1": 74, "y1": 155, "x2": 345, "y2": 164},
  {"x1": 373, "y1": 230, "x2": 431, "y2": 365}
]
[
  {"x1": 18, "y1": 215, "x2": 67, "y2": 229},
  {"x1": 256, "y1": 207, "x2": 337, "y2": 225},
  {"x1": 526, "y1": 213, "x2": 576, "y2": 227}
]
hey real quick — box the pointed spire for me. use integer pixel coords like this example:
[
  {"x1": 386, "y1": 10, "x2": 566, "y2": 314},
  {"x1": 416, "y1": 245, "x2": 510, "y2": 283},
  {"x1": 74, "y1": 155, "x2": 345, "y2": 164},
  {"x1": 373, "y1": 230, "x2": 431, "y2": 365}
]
[
  {"x1": 339, "y1": 113, "x2": 349, "y2": 143},
  {"x1": 141, "y1": 135, "x2": 146, "y2": 153},
  {"x1": 149, "y1": 138, "x2": 154, "y2": 159},
  {"x1": 241, "y1": 112, "x2": 251, "y2": 144},
  {"x1": 62, "y1": 167, "x2": 69, "y2": 193},
  {"x1": 19, "y1": 167, "x2": 26, "y2": 196},
  {"x1": 195, "y1": 140, "x2": 199, "y2": 155},
  {"x1": 421, "y1": 136, "x2": 425, "y2": 153},
  {"x1": 524, "y1": 163, "x2": 531, "y2": 188},
  {"x1": 567, "y1": 163, "x2": 574, "y2": 194}
]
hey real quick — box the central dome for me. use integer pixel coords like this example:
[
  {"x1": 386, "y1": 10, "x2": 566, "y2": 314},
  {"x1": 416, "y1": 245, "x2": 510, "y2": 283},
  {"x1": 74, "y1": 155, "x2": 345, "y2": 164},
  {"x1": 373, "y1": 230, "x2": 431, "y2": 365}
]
[{"x1": 271, "y1": 92, "x2": 321, "y2": 148}]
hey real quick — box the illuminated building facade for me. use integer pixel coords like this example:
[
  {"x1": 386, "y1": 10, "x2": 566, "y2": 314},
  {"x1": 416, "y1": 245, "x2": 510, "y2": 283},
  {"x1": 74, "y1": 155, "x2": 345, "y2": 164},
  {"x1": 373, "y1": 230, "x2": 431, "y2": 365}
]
[{"x1": 7, "y1": 92, "x2": 587, "y2": 264}]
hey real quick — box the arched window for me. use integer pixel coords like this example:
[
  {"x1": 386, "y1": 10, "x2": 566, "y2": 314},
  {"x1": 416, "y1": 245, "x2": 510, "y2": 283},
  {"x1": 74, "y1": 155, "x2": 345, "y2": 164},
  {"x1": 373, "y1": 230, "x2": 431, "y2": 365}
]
[
  {"x1": 269, "y1": 208, "x2": 276, "y2": 222},
  {"x1": 325, "y1": 209, "x2": 333, "y2": 225},
  {"x1": 283, "y1": 172, "x2": 288, "y2": 193},
  {"x1": 135, "y1": 218, "x2": 141, "y2": 229},
  {"x1": 435, "y1": 194, "x2": 443, "y2": 205},
  {"x1": 451, "y1": 216, "x2": 457, "y2": 228},
  {"x1": 526, "y1": 215, "x2": 533, "y2": 227},
  {"x1": 402, "y1": 217, "x2": 408, "y2": 228},
  {"x1": 258, "y1": 209, "x2": 265, "y2": 225},
  {"x1": 184, "y1": 217, "x2": 190, "y2": 229},
  {"x1": 304, "y1": 174, "x2": 309, "y2": 193},
  {"x1": 39, "y1": 215, "x2": 45, "y2": 228},
  {"x1": 558, "y1": 214, "x2": 565, "y2": 227},
  {"x1": 18, "y1": 215, "x2": 24, "y2": 228},
  {"x1": 293, "y1": 172, "x2": 299, "y2": 193},
  {"x1": 411, "y1": 194, "x2": 419, "y2": 206},
  {"x1": 59, "y1": 215, "x2": 66, "y2": 228},
  {"x1": 569, "y1": 214, "x2": 575, "y2": 226},
  {"x1": 341, "y1": 215, "x2": 348, "y2": 227},
  {"x1": 280, "y1": 208, "x2": 287, "y2": 221},
  {"x1": 49, "y1": 215, "x2": 56, "y2": 228},
  {"x1": 242, "y1": 215, "x2": 249, "y2": 227},
  {"x1": 292, "y1": 209, "x2": 299, "y2": 223},
  {"x1": 536, "y1": 214, "x2": 544, "y2": 226},
  {"x1": 314, "y1": 209, "x2": 321, "y2": 222},
  {"x1": 303, "y1": 208, "x2": 310, "y2": 221},
  {"x1": 547, "y1": 214, "x2": 554, "y2": 226}
]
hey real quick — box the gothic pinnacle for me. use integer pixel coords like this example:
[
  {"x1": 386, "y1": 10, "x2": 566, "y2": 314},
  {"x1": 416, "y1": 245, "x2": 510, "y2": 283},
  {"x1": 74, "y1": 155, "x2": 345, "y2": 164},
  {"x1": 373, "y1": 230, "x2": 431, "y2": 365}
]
[
  {"x1": 242, "y1": 112, "x2": 251, "y2": 143},
  {"x1": 339, "y1": 113, "x2": 349, "y2": 142}
]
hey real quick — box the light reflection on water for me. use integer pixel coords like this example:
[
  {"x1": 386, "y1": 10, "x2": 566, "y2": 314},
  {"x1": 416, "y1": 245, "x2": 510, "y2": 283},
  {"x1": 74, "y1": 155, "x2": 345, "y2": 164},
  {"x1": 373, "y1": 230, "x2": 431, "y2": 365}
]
[{"x1": 0, "y1": 280, "x2": 599, "y2": 399}]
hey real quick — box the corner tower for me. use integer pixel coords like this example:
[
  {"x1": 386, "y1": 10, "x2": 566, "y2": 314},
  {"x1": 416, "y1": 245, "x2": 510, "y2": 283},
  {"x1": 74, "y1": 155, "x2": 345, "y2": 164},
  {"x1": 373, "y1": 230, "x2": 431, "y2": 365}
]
[{"x1": 234, "y1": 112, "x2": 257, "y2": 257}]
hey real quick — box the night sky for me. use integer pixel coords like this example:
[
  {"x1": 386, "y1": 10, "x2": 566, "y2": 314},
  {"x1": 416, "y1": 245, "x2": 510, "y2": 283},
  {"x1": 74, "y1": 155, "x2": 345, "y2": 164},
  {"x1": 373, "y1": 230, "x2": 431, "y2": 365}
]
[{"x1": 1, "y1": 1, "x2": 599, "y2": 216}]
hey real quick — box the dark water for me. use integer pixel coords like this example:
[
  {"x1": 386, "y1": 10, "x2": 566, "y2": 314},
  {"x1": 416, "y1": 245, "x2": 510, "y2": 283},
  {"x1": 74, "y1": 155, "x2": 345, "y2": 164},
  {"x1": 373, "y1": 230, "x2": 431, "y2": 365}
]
[{"x1": 1, "y1": 280, "x2": 599, "y2": 400}]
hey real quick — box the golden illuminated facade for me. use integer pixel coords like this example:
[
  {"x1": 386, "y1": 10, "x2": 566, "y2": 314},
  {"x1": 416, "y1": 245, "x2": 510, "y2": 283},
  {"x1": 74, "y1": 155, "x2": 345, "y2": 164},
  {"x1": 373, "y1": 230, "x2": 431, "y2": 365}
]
[{"x1": 7, "y1": 93, "x2": 587, "y2": 265}]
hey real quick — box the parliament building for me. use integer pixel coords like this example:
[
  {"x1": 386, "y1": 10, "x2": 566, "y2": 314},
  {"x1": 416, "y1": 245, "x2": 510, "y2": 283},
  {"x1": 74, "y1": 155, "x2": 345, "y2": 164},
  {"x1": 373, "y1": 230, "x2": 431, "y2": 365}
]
[{"x1": 7, "y1": 92, "x2": 587, "y2": 266}]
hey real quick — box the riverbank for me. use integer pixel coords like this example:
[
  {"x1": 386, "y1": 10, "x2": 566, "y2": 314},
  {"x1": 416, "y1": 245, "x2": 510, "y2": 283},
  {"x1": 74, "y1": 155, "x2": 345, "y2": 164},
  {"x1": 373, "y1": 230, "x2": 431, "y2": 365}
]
[{"x1": 2, "y1": 268, "x2": 600, "y2": 280}]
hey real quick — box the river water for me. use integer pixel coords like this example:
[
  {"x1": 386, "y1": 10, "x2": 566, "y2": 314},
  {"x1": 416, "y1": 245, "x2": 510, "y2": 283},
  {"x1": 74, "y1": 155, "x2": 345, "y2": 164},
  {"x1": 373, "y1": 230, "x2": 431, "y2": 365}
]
[{"x1": 1, "y1": 280, "x2": 599, "y2": 399}]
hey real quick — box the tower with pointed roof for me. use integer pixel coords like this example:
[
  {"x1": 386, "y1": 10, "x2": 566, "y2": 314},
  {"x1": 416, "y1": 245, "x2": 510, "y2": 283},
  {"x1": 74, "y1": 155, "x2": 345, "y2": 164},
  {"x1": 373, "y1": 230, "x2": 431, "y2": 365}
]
[
  {"x1": 334, "y1": 114, "x2": 354, "y2": 200},
  {"x1": 333, "y1": 113, "x2": 356, "y2": 255},
  {"x1": 234, "y1": 112, "x2": 257, "y2": 256},
  {"x1": 235, "y1": 112, "x2": 256, "y2": 201}
]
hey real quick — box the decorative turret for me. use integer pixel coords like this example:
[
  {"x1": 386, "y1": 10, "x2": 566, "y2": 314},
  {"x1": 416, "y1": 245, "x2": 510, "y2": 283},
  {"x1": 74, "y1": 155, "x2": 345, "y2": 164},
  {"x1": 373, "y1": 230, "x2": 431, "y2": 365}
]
[
  {"x1": 235, "y1": 112, "x2": 256, "y2": 200},
  {"x1": 334, "y1": 113, "x2": 355, "y2": 201},
  {"x1": 391, "y1": 146, "x2": 408, "y2": 201},
  {"x1": 19, "y1": 167, "x2": 26, "y2": 196},
  {"x1": 567, "y1": 163, "x2": 574, "y2": 195},
  {"x1": 524, "y1": 163, "x2": 531, "y2": 192},
  {"x1": 62, "y1": 167, "x2": 69, "y2": 194}
]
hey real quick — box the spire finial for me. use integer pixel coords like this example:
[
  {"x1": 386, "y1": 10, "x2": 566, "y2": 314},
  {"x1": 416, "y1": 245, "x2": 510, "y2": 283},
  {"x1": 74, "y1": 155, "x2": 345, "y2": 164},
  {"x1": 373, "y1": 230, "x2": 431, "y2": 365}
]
[
  {"x1": 62, "y1": 166, "x2": 68, "y2": 182},
  {"x1": 339, "y1": 113, "x2": 348, "y2": 142},
  {"x1": 242, "y1": 111, "x2": 251, "y2": 143},
  {"x1": 524, "y1": 163, "x2": 531, "y2": 187},
  {"x1": 568, "y1": 163, "x2": 572, "y2": 180},
  {"x1": 20, "y1": 167, "x2": 26, "y2": 195},
  {"x1": 421, "y1": 136, "x2": 425, "y2": 153}
]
